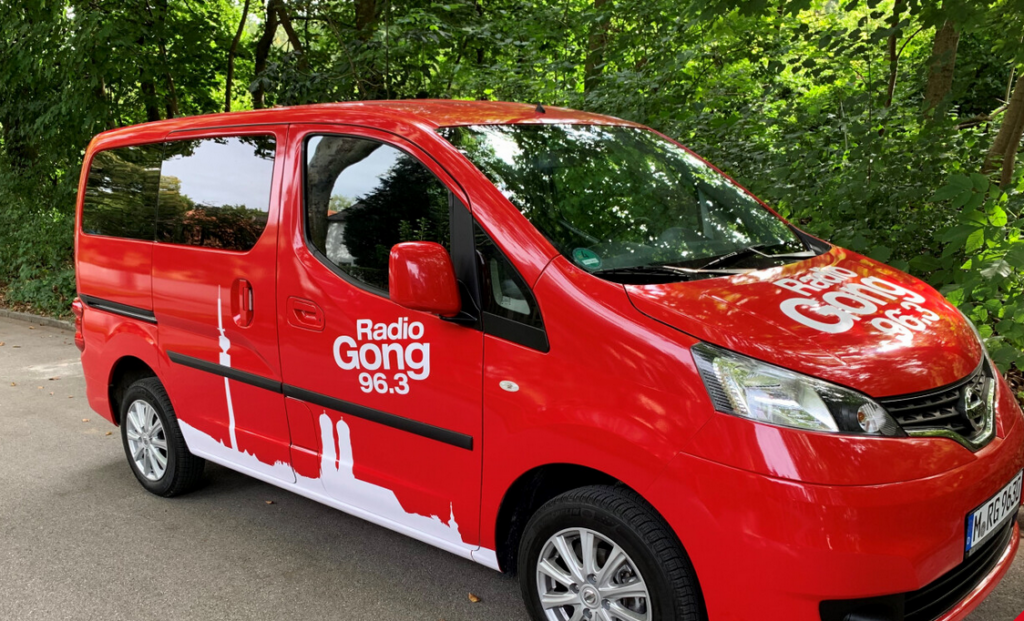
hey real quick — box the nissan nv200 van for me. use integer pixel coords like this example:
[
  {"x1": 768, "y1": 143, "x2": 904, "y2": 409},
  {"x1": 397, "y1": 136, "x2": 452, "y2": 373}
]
[{"x1": 74, "y1": 101, "x2": 1024, "y2": 621}]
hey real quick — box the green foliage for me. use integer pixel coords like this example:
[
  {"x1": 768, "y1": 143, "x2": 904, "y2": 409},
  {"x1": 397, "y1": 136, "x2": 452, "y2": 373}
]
[
  {"x1": 926, "y1": 171, "x2": 1024, "y2": 370},
  {"x1": 0, "y1": 161, "x2": 77, "y2": 316},
  {"x1": 2, "y1": 0, "x2": 1024, "y2": 373}
]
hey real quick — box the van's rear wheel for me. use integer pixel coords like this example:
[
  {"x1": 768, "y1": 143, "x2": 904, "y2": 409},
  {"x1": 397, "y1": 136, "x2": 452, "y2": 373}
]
[
  {"x1": 518, "y1": 486, "x2": 703, "y2": 621},
  {"x1": 119, "y1": 377, "x2": 204, "y2": 497}
]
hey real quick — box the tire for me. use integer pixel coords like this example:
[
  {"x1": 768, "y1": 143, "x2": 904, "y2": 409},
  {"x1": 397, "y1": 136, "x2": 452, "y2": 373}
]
[
  {"x1": 119, "y1": 377, "x2": 205, "y2": 497},
  {"x1": 518, "y1": 485, "x2": 704, "y2": 621}
]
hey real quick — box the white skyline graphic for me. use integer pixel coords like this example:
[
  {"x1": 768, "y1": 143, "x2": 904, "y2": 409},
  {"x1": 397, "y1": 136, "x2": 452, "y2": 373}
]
[{"x1": 175, "y1": 287, "x2": 499, "y2": 570}]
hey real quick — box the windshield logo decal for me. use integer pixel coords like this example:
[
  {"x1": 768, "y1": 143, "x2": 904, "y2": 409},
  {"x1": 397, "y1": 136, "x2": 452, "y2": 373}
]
[
  {"x1": 333, "y1": 318, "x2": 430, "y2": 394},
  {"x1": 773, "y1": 268, "x2": 941, "y2": 338}
]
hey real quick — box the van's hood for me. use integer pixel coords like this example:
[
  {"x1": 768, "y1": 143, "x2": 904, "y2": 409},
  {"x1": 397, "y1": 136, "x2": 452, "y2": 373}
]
[{"x1": 627, "y1": 247, "x2": 982, "y2": 398}]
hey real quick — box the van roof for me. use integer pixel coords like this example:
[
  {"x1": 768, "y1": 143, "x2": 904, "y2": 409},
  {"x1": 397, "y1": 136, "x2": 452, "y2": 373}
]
[{"x1": 92, "y1": 100, "x2": 639, "y2": 142}]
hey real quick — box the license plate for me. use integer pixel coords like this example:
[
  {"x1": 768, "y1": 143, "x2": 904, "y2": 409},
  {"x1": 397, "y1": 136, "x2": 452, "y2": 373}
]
[{"x1": 965, "y1": 470, "x2": 1023, "y2": 556}]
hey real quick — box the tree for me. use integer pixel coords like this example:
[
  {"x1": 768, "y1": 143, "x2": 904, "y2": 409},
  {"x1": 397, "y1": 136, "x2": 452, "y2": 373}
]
[
  {"x1": 225, "y1": 0, "x2": 251, "y2": 113},
  {"x1": 584, "y1": 0, "x2": 611, "y2": 94},
  {"x1": 3, "y1": 0, "x2": 1024, "y2": 375},
  {"x1": 983, "y1": 74, "x2": 1024, "y2": 187},
  {"x1": 923, "y1": 20, "x2": 959, "y2": 112}
]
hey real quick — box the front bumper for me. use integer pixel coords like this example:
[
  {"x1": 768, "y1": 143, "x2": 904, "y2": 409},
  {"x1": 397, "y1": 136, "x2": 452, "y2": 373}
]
[{"x1": 646, "y1": 394, "x2": 1024, "y2": 620}]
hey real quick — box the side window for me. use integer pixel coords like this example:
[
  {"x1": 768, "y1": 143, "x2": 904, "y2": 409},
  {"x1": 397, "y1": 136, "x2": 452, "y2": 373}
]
[
  {"x1": 475, "y1": 224, "x2": 544, "y2": 331},
  {"x1": 304, "y1": 135, "x2": 450, "y2": 293},
  {"x1": 156, "y1": 136, "x2": 275, "y2": 251},
  {"x1": 82, "y1": 145, "x2": 162, "y2": 240}
]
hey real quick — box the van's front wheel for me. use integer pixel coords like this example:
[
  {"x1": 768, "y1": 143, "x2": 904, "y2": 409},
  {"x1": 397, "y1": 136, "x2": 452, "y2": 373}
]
[
  {"x1": 518, "y1": 486, "x2": 704, "y2": 621},
  {"x1": 119, "y1": 377, "x2": 204, "y2": 497}
]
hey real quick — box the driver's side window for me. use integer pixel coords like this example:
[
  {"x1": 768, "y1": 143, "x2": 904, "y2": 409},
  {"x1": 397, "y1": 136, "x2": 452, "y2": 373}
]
[{"x1": 304, "y1": 134, "x2": 450, "y2": 293}]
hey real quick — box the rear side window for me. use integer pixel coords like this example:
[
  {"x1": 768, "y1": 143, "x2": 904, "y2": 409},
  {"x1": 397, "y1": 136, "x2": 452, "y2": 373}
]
[
  {"x1": 304, "y1": 135, "x2": 450, "y2": 293},
  {"x1": 156, "y1": 136, "x2": 275, "y2": 251},
  {"x1": 82, "y1": 145, "x2": 162, "y2": 240},
  {"x1": 81, "y1": 135, "x2": 276, "y2": 251}
]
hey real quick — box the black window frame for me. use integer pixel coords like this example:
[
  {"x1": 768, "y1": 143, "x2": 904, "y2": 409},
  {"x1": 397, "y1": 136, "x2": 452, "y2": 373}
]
[{"x1": 472, "y1": 222, "x2": 549, "y2": 353}]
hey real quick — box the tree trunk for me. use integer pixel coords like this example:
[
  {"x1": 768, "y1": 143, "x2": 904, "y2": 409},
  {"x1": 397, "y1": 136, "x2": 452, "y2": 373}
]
[
  {"x1": 474, "y1": 0, "x2": 485, "y2": 66},
  {"x1": 355, "y1": 0, "x2": 376, "y2": 38},
  {"x1": 141, "y1": 79, "x2": 161, "y2": 122},
  {"x1": 253, "y1": 0, "x2": 280, "y2": 109},
  {"x1": 162, "y1": 55, "x2": 179, "y2": 118},
  {"x1": 225, "y1": 0, "x2": 251, "y2": 112},
  {"x1": 154, "y1": 0, "x2": 178, "y2": 117},
  {"x1": 306, "y1": 138, "x2": 382, "y2": 251},
  {"x1": 983, "y1": 74, "x2": 1024, "y2": 187},
  {"x1": 883, "y1": 0, "x2": 903, "y2": 108},
  {"x1": 584, "y1": 0, "x2": 610, "y2": 94},
  {"x1": 353, "y1": 0, "x2": 380, "y2": 99},
  {"x1": 923, "y1": 20, "x2": 959, "y2": 113},
  {"x1": 275, "y1": 0, "x2": 306, "y2": 69}
]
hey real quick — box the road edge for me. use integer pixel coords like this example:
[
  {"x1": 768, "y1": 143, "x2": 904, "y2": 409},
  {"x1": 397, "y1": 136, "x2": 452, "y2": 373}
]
[{"x1": 0, "y1": 308, "x2": 74, "y2": 332}]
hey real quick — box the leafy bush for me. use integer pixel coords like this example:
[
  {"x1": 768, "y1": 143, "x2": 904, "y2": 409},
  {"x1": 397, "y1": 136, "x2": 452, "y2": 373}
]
[
  {"x1": 927, "y1": 170, "x2": 1024, "y2": 371},
  {"x1": 0, "y1": 162, "x2": 78, "y2": 317}
]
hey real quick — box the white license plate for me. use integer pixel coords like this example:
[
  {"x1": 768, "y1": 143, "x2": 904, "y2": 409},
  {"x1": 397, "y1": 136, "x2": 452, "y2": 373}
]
[{"x1": 965, "y1": 470, "x2": 1023, "y2": 556}]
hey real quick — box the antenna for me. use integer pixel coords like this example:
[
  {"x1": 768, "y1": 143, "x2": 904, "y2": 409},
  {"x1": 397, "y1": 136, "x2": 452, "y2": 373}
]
[{"x1": 535, "y1": 103, "x2": 546, "y2": 114}]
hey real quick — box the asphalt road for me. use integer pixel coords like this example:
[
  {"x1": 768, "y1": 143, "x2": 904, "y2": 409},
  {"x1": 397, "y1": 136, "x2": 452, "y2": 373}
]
[{"x1": 0, "y1": 315, "x2": 1022, "y2": 621}]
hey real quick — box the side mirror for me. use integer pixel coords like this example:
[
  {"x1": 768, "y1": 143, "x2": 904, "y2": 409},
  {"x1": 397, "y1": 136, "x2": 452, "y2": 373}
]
[{"x1": 389, "y1": 242, "x2": 461, "y2": 318}]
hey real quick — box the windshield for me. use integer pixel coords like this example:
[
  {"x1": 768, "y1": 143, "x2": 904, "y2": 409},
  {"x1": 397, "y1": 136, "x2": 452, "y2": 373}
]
[{"x1": 440, "y1": 124, "x2": 813, "y2": 282}]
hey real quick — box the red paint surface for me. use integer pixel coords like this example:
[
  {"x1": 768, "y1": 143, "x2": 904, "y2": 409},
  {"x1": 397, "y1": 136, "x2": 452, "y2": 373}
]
[
  {"x1": 276, "y1": 123, "x2": 484, "y2": 542},
  {"x1": 628, "y1": 246, "x2": 983, "y2": 397},
  {"x1": 389, "y1": 242, "x2": 461, "y2": 317},
  {"x1": 75, "y1": 101, "x2": 1024, "y2": 620},
  {"x1": 151, "y1": 124, "x2": 292, "y2": 467}
]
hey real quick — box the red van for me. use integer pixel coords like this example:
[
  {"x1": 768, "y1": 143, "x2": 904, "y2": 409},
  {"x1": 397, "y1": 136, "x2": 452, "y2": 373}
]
[{"x1": 74, "y1": 101, "x2": 1022, "y2": 621}]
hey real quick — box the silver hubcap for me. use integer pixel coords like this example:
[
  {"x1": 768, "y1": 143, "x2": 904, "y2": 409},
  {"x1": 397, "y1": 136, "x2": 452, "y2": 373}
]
[
  {"x1": 125, "y1": 400, "x2": 168, "y2": 481},
  {"x1": 536, "y1": 527, "x2": 651, "y2": 621}
]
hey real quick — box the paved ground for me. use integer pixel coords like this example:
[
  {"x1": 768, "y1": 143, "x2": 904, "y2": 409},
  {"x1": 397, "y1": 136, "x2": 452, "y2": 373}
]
[{"x1": 0, "y1": 315, "x2": 1021, "y2": 621}]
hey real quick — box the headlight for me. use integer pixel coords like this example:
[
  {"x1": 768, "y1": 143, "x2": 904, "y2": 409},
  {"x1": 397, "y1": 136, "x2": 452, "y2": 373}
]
[{"x1": 691, "y1": 342, "x2": 904, "y2": 436}]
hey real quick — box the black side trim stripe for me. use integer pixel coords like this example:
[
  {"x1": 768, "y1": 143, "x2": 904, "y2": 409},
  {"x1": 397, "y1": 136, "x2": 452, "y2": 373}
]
[
  {"x1": 80, "y1": 294, "x2": 157, "y2": 324},
  {"x1": 166, "y1": 351, "x2": 473, "y2": 451},
  {"x1": 282, "y1": 385, "x2": 473, "y2": 451},
  {"x1": 168, "y1": 352, "x2": 284, "y2": 394}
]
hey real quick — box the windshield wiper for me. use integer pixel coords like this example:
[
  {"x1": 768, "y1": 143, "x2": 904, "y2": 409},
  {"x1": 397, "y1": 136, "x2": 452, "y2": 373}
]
[
  {"x1": 593, "y1": 265, "x2": 698, "y2": 278},
  {"x1": 593, "y1": 264, "x2": 753, "y2": 280},
  {"x1": 698, "y1": 244, "x2": 816, "y2": 270},
  {"x1": 698, "y1": 244, "x2": 768, "y2": 270}
]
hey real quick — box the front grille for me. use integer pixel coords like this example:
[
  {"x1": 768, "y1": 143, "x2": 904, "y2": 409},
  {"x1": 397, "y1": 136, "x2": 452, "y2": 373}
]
[
  {"x1": 904, "y1": 520, "x2": 1014, "y2": 621},
  {"x1": 878, "y1": 361, "x2": 994, "y2": 445},
  {"x1": 819, "y1": 521, "x2": 1016, "y2": 621}
]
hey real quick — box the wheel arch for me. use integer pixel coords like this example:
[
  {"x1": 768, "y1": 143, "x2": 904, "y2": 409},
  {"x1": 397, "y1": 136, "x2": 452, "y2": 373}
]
[
  {"x1": 107, "y1": 356, "x2": 158, "y2": 424},
  {"x1": 494, "y1": 462, "x2": 659, "y2": 576}
]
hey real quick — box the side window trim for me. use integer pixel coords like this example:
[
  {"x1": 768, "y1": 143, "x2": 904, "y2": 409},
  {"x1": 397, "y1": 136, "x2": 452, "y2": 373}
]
[
  {"x1": 446, "y1": 192, "x2": 483, "y2": 329},
  {"x1": 474, "y1": 222, "x2": 550, "y2": 353},
  {"x1": 300, "y1": 132, "x2": 457, "y2": 299}
]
